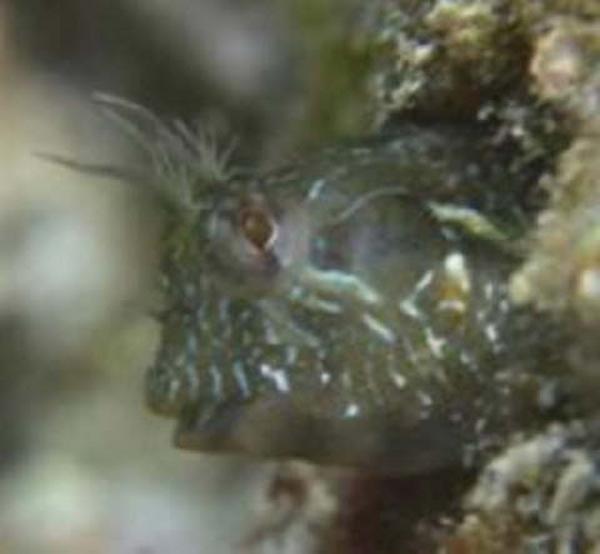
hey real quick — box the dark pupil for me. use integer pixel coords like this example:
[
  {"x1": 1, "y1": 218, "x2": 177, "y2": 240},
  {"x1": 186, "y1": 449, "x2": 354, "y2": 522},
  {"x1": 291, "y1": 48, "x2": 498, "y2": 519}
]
[{"x1": 240, "y1": 207, "x2": 274, "y2": 250}]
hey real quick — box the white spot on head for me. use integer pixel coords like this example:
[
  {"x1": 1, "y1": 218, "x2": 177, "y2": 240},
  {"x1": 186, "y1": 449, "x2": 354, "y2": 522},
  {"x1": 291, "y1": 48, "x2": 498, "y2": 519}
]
[
  {"x1": 209, "y1": 363, "x2": 224, "y2": 399},
  {"x1": 391, "y1": 372, "x2": 407, "y2": 389},
  {"x1": 425, "y1": 327, "x2": 447, "y2": 358},
  {"x1": 485, "y1": 323, "x2": 499, "y2": 344},
  {"x1": 361, "y1": 313, "x2": 396, "y2": 344},
  {"x1": 398, "y1": 270, "x2": 434, "y2": 320},
  {"x1": 418, "y1": 391, "x2": 433, "y2": 407},
  {"x1": 263, "y1": 321, "x2": 282, "y2": 345},
  {"x1": 233, "y1": 361, "x2": 251, "y2": 397},
  {"x1": 444, "y1": 251, "x2": 471, "y2": 292},
  {"x1": 399, "y1": 297, "x2": 422, "y2": 320},
  {"x1": 343, "y1": 403, "x2": 360, "y2": 418},
  {"x1": 260, "y1": 363, "x2": 291, "y2": 393},
  {"x1": 286, "y1": 345, "x2": 299, "y2": 365},
  {"x1": 577, "y1": 268, "x2": 600, "y2": 301},
  {"x1": 509, "y1": 271, "x2": 533, "y2": 305},
  {"x1": 320, "y1": 371, "x2": 332, "y2": 385},
  {"x1": 307, "y1": 178, "x2": 327, "y2": 202},
  {"x1": 438, "y1": 299, "x2": 467, "y2": 314},
  {"x1": 415, "y1": 270, "x2": 435, "y2": 293}
]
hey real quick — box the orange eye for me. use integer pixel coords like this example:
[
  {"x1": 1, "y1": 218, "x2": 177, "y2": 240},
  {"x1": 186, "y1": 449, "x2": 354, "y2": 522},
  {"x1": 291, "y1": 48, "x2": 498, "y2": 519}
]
[{"x1": 240, "y1": 207, "x2": 276, "y2": 251}]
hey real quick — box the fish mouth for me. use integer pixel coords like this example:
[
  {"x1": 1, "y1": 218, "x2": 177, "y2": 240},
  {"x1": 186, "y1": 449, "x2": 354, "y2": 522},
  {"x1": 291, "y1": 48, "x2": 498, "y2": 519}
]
[{"x1": 173, "y1": 394, "x2": 466, "y2": 475}]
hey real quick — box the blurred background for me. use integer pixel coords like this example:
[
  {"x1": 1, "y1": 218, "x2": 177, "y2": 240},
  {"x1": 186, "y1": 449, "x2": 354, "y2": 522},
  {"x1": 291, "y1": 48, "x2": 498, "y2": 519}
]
[{"x1": 0, "y1": 1, "x2": 369, "y2": 552}]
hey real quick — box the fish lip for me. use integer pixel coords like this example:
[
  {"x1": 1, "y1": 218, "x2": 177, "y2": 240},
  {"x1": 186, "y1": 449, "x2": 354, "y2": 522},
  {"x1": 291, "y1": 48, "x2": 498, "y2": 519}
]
[{"x1": 173, "y1": 395, "x2": 466, "y2": 476}]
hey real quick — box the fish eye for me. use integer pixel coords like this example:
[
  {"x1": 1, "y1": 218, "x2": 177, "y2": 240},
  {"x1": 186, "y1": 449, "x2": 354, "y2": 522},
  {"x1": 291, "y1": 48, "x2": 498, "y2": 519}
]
[{"x1": 238, "y1": 205, "x2": 277, "y2": 252}]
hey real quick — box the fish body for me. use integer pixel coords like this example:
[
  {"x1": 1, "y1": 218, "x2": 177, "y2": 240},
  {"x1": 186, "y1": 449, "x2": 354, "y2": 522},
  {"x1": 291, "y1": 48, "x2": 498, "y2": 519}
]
[{"x1": 145, "y1": 123, "x2": 563, "y2": 474}]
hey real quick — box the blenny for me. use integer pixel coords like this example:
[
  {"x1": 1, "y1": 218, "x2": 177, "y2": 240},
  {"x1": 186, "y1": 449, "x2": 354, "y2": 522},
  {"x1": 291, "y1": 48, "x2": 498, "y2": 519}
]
[{"x1": 56, "y1": 96, "x2": 568, "y2": 474}]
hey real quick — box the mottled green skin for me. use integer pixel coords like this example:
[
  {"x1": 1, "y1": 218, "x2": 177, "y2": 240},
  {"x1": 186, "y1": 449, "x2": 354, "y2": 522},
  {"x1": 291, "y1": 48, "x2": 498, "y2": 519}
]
[{"x1": 147, "y1": 124, "x2": 564, "y2": 473}]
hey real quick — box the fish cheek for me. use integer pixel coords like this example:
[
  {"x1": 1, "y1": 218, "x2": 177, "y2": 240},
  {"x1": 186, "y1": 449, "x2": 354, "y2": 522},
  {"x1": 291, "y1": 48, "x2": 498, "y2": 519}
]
[{"x1": 145, "y1": 311, "x2": 198, "y2": 417}]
